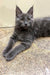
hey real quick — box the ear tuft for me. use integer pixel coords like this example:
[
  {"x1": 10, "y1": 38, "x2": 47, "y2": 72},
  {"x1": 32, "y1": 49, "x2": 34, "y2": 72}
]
[
  {"x1": 27, "y1": 6, "x2": 33, "y2": 17},
  {"x1": 16, "y1": 6, "x2": 22, "y2": 16}
]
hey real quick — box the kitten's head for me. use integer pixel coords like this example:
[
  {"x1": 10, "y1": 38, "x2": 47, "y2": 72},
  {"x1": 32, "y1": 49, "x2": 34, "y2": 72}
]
[{"x1": 15, "y1": 6, "x2": 33, "y2": 29}]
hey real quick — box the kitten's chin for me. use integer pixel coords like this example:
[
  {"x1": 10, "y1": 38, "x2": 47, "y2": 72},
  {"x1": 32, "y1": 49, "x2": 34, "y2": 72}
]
[
  {"x1": 24, "y1": 26, "x2": 28, "y2": 29},
  {"x1": 19, "y1": 27, "x2": 28, "y2": 31},
  {"x1": 20, "y1": 26, "x2": 28, "y2": 29}
]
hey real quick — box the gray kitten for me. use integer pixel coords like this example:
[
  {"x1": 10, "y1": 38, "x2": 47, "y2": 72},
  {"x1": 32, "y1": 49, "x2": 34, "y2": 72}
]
[{"x1": 3, "y1": 6, "x2": 50, "y2": 61}]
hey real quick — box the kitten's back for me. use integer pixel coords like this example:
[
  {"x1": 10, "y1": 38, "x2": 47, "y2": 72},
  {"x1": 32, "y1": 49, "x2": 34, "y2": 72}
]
[{"x1": 33, "y1": 17, "x2": 50, "y2": 37}]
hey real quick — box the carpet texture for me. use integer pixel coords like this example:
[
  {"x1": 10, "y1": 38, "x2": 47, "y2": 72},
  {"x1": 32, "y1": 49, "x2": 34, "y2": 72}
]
[{"x1": 0, "y1": 28, "x2": 50, "y2": 75}]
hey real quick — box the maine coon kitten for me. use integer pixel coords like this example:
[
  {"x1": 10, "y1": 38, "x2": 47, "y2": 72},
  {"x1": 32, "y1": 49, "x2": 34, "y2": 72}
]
[{"x1": 3, "y1": 6, "x2": 50, "y2": 61}]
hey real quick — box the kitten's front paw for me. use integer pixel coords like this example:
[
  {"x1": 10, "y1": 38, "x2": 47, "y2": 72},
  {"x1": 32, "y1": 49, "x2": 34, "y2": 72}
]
[
  {"x1": 5, "y1": 50, "x2": 17, "y2": 61},
  {"x1": 3, "y1": 50, "x2": 8, "y2": 57}
]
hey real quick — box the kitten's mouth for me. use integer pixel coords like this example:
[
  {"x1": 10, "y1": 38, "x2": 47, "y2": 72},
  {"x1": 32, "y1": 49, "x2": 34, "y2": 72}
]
[
  {"x1": 20, "y1": 25, "x2": 28, "y2": 29},
  {"x1": 24, "y1": 26, "x2": 28, "y2": 29},
  {"x1": 20, "y1": 26, "x2": 28, "y2": 30}
]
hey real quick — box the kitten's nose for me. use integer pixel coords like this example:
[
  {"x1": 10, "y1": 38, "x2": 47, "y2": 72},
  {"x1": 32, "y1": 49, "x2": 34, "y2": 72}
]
[{"x1": 25, "y1": 22, "x2": 27, "y2": 26}]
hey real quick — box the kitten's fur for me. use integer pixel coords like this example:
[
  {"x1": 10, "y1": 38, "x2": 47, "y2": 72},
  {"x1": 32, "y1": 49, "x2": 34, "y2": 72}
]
[{"x1": 3, "y1": 6, "x2": 50, "y2": 61}]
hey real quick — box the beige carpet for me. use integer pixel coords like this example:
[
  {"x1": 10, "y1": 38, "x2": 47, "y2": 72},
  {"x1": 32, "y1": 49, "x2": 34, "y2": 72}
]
[{"x1": 0, "y1": 28, "x2": 50, "y2": 75}]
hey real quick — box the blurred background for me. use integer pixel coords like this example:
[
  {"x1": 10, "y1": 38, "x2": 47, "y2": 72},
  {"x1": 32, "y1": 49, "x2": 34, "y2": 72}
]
[{"x1": 0, "y1": 0, "x2": 50, "y2": 27}]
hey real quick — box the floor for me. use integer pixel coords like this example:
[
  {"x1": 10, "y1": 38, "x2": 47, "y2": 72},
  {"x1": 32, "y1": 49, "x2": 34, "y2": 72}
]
[{"x1": 0, "y1": 28, "x2": 50, "y2": 75}]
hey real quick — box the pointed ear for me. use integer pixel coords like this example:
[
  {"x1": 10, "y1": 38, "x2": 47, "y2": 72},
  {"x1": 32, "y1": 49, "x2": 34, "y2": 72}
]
[
  {"x1": 16, "y1": 6, "x2": 22, "y2": 16},
  {"x1": 27, "y1": 6, "x2": 33, "y2": 17}
]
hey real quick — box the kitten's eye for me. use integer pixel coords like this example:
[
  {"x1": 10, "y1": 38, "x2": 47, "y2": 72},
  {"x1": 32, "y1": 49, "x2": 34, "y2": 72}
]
[
  {"x1": 20, "y1": 17, "x2": 24, "y2": 20},
  {"x1": 27, "y1": 17, "x2": 30, "y2": 20}
]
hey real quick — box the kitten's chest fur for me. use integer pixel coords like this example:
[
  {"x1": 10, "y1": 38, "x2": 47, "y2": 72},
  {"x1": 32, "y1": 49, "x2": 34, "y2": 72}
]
[
  {"x1": 16, "y1": 29, "x2": 32, "y2": 41},
  {"x1": 18, "y1": 31, "x2": 26, "y2": 41}
]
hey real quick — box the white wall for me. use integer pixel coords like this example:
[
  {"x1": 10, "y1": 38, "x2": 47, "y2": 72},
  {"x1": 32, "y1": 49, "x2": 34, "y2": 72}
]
[{"x1": 0, "y1": 0, "x2": 50, "y2": 27}]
